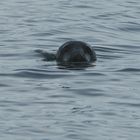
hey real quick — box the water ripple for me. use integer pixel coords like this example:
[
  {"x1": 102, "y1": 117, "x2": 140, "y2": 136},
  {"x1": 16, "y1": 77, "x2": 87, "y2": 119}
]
[
  {"x1": 110, "y1": 101, "x2": 140, "y2": 108},
  {"x1": 0, "y1": 70, "x2": 72, "y2": 79},
  {"x1": 119, "y1": 24, "x2": 140, "y2": 32},
  {"x1": 67, "y1": 88, "x2": 107, "y2": 97},
  {"x1": 116, "y1": 68, "x2": 140, "y2": 73}
]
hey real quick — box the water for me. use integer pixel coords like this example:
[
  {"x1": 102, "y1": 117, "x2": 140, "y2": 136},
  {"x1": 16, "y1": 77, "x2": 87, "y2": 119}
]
[{"x1": 0, "y1": 0, "x2": 140, "y2": 139}]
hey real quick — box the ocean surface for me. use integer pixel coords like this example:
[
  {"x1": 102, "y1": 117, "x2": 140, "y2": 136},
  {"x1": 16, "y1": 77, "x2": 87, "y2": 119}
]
[{"x1": 0, "y1": 0, "x2": 140, "y2": 139}]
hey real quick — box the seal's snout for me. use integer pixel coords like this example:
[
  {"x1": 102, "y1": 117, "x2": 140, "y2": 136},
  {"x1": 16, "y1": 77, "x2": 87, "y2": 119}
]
[
  {"x1": 70, "y1": 47, "x2": 86, "y2": 62},
  {"x1": 70, "y1": 53, "x2": 87, "y2": 62}
]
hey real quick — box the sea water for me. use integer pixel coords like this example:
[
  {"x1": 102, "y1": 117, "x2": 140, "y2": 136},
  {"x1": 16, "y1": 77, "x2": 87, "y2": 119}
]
[{"x1": 0, "y1": 0, "x2": 140, "y2": 139}]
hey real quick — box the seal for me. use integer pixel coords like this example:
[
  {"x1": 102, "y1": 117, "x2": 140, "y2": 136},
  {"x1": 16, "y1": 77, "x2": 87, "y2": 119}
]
[
  {"x1": 56, "y1": 41, "x2": 96, "y2": 66},
  {"x1": 35, "y1": 41, "x2": 97, "y2": 67}
]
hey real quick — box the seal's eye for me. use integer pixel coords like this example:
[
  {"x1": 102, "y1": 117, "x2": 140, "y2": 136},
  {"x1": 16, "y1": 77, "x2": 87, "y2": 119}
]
[{"x1": 63, "y1": 52, "x2": 71, "y2": 62}]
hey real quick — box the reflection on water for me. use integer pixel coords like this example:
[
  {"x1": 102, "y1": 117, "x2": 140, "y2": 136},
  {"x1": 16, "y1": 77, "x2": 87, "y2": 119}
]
[
  {"x1": 0, "y1": 0, "x2": 140, "y2": 140},
  {"x1": 57, "y1": 62, "x2": 96, "y2": 70}
]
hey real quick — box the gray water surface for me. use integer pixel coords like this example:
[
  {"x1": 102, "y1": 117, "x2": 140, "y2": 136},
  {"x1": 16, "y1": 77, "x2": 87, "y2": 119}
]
[{"x1": 0, "y1": 0, "x2": 140, "y2": 140}]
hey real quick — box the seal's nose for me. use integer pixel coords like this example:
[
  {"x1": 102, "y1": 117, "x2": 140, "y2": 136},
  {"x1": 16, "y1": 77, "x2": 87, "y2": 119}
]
[{"x1": 70, "y1": 53, "x2": 86, "y2": 62}]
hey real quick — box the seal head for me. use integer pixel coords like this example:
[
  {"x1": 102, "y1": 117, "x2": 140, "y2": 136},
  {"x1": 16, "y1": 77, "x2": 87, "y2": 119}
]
[{"x1": 56, "y1": 41, "x2": 96, "y2": 66}]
